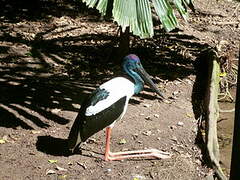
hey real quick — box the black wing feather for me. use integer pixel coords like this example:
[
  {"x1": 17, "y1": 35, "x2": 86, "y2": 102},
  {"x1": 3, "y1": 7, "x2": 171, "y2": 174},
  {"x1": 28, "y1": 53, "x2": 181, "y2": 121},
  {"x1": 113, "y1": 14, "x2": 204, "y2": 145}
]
[
  {"x1": 68, "y1": 89, "x2": 127, "y2": 152},
  {"x1": 81, "y1": 96, "x2": 127, "y2": 142}
]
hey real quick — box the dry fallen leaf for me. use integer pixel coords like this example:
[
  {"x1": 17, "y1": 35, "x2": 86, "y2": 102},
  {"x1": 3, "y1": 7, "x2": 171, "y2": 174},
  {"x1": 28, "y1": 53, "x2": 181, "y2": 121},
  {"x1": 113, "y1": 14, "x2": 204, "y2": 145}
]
[
  {"x1": 133, "y1": 177, "x2": 140, "y2": 180},
  {"x1": 58, "y1": 175, "x2": 67, "y2": 179},
  {"x1": 0, "y1": 139, "x2": 6, "y2": 144},
  {"x1": 48, "y1": 160, "x2": 58, "y2": 164},
  {"x1": 119, "y1": 138, "x2": 127, "y2": 145},
  {"x1": 186, "y1": 113, "x2": 193, "y2": 118}
]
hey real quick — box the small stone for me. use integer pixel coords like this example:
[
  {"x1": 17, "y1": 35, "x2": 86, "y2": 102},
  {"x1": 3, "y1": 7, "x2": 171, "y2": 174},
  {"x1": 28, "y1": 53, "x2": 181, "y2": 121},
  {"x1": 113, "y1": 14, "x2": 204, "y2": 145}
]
[
  {"x1": 52, "y1": 101, "x2": 60, "y2": 104},
  {"x1": 56, "y1": 165, "x2": 68, "y2": 172},
  {"x1": 174, "y1": 81, "x2": 181, "y2": 85},
  {"x1": 105, "y1": 168, "x2": 112, "y2": 173},
  {"x1": 172, "y1": 91, "x2": 180, "y2": 96},
  {"x1": 142, "y1": 131, "x2": 152, "y2": 136},
  {"x1": 192, "y1": 127, "x2": 198, "y2": 133},
  {"x1": 177, "y1": 122, "x2": 184, "y2": 126},
  {"x1": 145, "y1": 116, "x2": 151, "y2": 120},
  {"x1": 46, "y1": 169, "x2": 56, "y2": 175},
  {"x1": 170, "y1": 136, "x2": 178, "y2": 142},
  {"x1": 67, "y1": 162, "x2": 73, "y2": 166},
  {"x1": 31, "y1": 130, "x2": 41, "y2": 134},
  {"x1": 51, "y1": 108, "x2": 61, "y2": 114},
  {"x1": 185, "y1": 79, "x2": 192, "y2": 85},
  {"x1": 87, "y1": 138, "x2": 97, "y2": 144},
  {"x1": 153, "y1": 114, "x2": 159, "y2": 118},
  {"x1": 163, "y1": 99, "x2": 171, "y2": 104},
  {"x1": 143, "y1": 104, "x2": 151, "y2": 108},
  {"x1": 133, "y1": 133, "x2": 138, "y2": 137},
  {"x1": 72, "y1": 103, "x2": 80, "y2": 109},
  {"x1": 169, "y1": 125, "x2": 177, "y2": 130},
  {"x1": 64, "y1": 97, "x2": 72, "y2": 101}
]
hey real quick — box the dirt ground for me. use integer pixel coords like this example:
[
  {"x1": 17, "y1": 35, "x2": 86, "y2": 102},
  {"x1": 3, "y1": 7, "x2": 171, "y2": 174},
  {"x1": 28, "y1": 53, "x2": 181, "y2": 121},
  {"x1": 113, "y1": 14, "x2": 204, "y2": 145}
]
[{"x1": 0, "y1": 0, "x2": 239, "y2": 179}]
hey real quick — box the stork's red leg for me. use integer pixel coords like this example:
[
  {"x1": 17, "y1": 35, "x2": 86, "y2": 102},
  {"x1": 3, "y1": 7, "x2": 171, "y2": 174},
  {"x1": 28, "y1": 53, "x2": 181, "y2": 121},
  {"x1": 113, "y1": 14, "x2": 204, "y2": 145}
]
[
  {"x1": 104, "y1": 127, "x2": 171, "y2": 161},
  {"x1": 104, "y1": 127, "x2": 112, "y2": 161}
]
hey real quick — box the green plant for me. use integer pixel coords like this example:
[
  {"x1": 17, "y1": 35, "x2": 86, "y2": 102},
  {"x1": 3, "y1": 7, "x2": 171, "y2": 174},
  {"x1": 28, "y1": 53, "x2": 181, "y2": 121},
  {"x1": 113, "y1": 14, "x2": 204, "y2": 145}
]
[{"x1": 81, "y1": 0, "x2": 194, "y2": 38}]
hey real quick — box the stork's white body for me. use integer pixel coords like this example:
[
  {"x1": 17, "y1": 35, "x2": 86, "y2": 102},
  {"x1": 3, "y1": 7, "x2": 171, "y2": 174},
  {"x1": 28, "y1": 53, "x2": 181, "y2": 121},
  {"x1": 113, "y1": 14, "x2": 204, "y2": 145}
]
[{"x1": 85, "y1": 77, "x2": 134, "y2": 118}]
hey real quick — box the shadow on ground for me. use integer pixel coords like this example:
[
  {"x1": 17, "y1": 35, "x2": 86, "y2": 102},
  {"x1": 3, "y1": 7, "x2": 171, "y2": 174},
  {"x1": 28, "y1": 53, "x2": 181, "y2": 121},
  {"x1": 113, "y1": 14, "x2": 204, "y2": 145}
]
[
  {"x1": 36, "y1": 136, "x2": 70, "y2": 156},
  {"x1": 0, "y1": 0, "x2": 98, "y2": 22}
]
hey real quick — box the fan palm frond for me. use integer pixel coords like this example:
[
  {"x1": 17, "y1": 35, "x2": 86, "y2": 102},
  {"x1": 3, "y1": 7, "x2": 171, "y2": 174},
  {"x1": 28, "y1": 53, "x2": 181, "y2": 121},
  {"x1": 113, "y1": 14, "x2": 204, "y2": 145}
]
[{"x1": 80, "y1": 0, "x2": 194, "y2": 38}]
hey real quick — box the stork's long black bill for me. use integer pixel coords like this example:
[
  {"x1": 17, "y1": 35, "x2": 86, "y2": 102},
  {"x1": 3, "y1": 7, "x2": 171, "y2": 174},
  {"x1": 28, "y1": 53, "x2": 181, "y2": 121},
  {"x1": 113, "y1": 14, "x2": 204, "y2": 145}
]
[{"x1": 137, "y1": 66, "x2": 165, "y2": 99}]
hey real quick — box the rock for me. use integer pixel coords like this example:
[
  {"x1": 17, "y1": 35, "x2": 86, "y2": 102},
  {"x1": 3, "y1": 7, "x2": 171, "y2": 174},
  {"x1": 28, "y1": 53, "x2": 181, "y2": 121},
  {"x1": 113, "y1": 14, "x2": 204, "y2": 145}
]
[
  {"x1": 56, "y1": 165, "x2": 68, "y2": 172},
  {"x1": 46, "y1": 169, "x2": 56, "y2": 175},
  {"x1": 177, "y1": 121, "x2": 184, "y2": 126},
  {"x1": 142, "y1": 130, "x2": 152, "y2": 136},
  {"x1": 143, "y1": 104, "x2": 151, "y2": 108},
  {"x1": 145, "y1": 116, "x2": 151, "y2": 120}
]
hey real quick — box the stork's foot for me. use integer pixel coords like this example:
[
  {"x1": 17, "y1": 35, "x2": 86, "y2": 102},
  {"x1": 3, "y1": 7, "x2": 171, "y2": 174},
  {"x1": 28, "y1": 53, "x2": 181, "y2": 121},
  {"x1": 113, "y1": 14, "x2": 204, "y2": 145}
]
[{"x1": 104, "y1": 148, "x2": 171, "y2": 161}]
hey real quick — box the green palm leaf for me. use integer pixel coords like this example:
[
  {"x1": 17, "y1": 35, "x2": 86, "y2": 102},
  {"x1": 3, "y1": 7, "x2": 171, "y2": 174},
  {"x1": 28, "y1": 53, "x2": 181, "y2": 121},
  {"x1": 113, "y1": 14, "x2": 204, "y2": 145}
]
[
  {"x1": 173, "y1": 0, "x2": 189, "y2": 21},
  {"x1": 152, "y1": 0, "x2": 178, "y2": 32},
  {"x1": 80, "y1": 0, "x2": 193, "y2": 38},
  {"x1": 113, "y1": 0, "x2": 153, "y2": 38},
  {"x1": 96, "y1": 0, "x2": 108, "y2": 15},
  {"x1": 82, "y1": 0, "x2": 108, "y2": 14}
]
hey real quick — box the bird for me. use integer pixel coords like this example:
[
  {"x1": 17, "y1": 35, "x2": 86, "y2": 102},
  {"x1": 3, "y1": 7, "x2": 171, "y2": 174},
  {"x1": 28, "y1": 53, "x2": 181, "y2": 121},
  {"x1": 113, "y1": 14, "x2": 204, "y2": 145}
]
[{"x1": 68, "y1": 54, "x2": 171, "y2": 161}]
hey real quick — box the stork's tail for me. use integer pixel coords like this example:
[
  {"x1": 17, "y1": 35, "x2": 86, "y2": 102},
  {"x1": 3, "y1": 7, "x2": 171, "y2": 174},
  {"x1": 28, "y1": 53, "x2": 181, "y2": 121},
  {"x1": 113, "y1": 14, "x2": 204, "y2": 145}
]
[{"x1": 68, "y1": 114, "x2": 82, "y2": 154}]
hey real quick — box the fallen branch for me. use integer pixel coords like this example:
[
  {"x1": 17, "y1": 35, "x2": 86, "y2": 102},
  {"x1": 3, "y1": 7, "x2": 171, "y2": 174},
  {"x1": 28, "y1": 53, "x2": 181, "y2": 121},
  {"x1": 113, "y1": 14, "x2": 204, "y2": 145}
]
[
  {"x1": 212, "y1": 21, "x2": 239, "y2": 25},
  {"x1": 219, "y1": 108, "x2": 235, "y2": 113}
]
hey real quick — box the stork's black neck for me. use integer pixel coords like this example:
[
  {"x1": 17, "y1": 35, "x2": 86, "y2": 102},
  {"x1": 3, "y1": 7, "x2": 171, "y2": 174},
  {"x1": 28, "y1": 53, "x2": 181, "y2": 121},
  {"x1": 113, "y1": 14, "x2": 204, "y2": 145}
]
[{"x1": 122, "y1": 70, "x2": 144, "y2": 94}]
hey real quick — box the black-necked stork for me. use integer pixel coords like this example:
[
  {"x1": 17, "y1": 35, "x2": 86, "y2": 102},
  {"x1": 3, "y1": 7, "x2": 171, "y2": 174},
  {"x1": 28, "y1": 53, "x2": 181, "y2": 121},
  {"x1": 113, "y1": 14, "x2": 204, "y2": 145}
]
[{"x1": 68, "y1": 54, "x2": 170, "y2": 161}]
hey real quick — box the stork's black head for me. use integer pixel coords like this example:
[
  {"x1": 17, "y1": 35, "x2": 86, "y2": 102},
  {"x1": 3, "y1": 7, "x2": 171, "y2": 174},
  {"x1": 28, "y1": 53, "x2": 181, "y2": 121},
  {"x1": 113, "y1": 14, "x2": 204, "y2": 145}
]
[{"x1": 123, "y1": 54, "x2": 164, "y2": 99}]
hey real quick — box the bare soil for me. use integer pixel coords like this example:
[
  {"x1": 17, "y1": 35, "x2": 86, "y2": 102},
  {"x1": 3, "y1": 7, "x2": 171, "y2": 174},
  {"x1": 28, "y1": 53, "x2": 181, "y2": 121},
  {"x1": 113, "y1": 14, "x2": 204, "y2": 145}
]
[{"x1": 0, "y1": 0, "x2": 239, "y2": 179}]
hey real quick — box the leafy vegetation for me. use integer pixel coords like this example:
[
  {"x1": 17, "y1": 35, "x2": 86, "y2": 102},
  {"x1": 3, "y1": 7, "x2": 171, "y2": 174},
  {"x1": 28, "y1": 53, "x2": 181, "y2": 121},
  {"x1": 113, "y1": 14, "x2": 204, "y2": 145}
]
[{"x1": 81, "y1": 0, "x2": 194, "y2": 38}]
